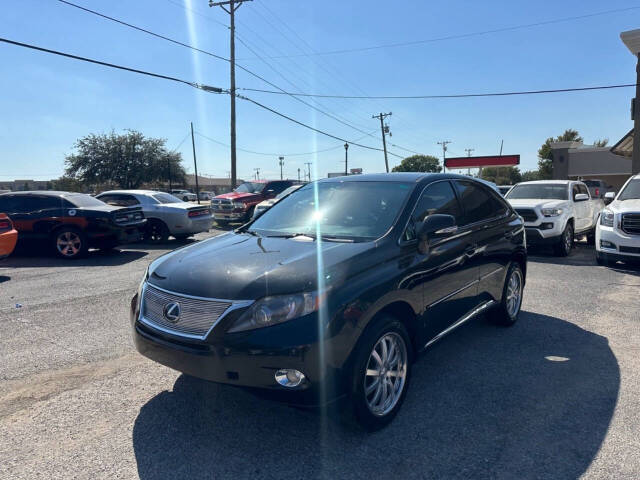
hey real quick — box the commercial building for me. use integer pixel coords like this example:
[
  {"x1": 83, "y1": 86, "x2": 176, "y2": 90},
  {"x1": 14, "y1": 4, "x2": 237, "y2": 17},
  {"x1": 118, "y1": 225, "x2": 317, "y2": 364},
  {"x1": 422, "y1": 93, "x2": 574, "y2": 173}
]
[{"x1": 550, "y1": 129, "x2": 634, "y2": 190}]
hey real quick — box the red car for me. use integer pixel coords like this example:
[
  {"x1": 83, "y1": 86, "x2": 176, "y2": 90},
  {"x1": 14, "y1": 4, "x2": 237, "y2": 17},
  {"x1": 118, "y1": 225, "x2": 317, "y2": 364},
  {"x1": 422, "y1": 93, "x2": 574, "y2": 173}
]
[
  {"x1": 210, "y1": 180, "x2": 296, "y2": 224},
  {"x1": 0, "y1": 213, "x2": 18, "y2": 259}
]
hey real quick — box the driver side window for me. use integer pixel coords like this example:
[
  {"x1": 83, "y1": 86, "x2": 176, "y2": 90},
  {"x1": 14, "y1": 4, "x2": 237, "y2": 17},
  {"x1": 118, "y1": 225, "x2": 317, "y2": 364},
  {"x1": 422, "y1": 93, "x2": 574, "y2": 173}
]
[{"x1": 403, "y1": 181, "x2": 462, "y2": 241}]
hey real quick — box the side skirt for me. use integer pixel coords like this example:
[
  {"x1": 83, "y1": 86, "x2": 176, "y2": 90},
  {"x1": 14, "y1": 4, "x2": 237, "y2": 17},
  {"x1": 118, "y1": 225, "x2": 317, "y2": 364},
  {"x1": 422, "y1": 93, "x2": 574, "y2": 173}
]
[{"x1": 420, "y1": 300, "x2": 496, "y2": 351}]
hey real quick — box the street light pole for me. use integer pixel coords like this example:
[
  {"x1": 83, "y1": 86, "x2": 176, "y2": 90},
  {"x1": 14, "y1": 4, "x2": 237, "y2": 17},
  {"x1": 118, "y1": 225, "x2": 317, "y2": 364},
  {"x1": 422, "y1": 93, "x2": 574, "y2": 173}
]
[
  {"x1": 344, "y1": 143, "x2": 349, "y2": 176},
  {"x1": 279, "y1": 156, "x2": 284, "y2": 180}
]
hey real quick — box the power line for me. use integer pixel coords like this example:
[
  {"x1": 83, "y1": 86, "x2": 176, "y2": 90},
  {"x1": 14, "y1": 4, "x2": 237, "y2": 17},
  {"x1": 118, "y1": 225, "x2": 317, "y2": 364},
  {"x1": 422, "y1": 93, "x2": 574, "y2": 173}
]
[
  {"x1": 0, "y1": 35, "x2": 401, "y2": 158},
  {"x1": 237, "y1": 6, "x2": 640, "y2": 59},
  {"x1": 0, "y1": 36, "x2": 225, "y2": 94},
  {"x1": 240, "y1": 83, "x2": 638, "y2": 99},
  {"x1": 195, "y1": 130, "x2": 378, "y2": 156},
  {"x1": 237, "y1": 94, "x2": 402, "y2": 158}
]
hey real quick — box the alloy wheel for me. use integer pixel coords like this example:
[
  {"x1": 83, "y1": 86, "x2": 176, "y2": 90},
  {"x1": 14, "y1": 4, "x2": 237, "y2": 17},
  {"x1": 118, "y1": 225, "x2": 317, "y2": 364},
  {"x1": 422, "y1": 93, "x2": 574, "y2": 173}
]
[
  {"x1": 564, "y1": 226, "x2": 573, "y2": 253},
  {"x1": 56, "y1": 231, "x2": 82, "y2": 257},
  {"x1": 506, "y1": 268, "x2": 523, "y2": 318},
  {"x1": 364, "y1": 332, "x2": 408, "y2": 417}
]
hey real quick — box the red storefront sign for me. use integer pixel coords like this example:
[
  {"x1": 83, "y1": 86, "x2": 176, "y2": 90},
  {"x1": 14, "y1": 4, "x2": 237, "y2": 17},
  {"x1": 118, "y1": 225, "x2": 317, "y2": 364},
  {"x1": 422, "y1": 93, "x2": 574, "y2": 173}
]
[{"x1": 445, "y1": 155, "x2": 520, "y2": 169}]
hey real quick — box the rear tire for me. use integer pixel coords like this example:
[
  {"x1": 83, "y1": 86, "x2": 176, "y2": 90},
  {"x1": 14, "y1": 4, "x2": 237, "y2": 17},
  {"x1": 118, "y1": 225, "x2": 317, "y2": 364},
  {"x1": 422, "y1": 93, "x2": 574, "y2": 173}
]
[
  {"x1": 52, "y1": 227, "x2": 88, "y2": 259},
  {"x1": 145, "y1": 219, "x2": 169, "y2": 244},
  {"x1": 554, "y1": 222, "x2": 573, "y2": 257},
  {"x1": 347, "y1": 315, "x2": 412, "y2": 431},
  {"x1": 489, "y1": 262, "x2": 524, "y2": 326}
]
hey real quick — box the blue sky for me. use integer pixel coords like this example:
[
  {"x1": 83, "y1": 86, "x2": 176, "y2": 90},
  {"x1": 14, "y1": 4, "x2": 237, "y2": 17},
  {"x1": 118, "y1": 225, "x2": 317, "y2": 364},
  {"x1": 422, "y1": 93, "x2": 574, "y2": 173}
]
[{"x1": 1, "y1": 0, "x2": 639, "y2": 182}]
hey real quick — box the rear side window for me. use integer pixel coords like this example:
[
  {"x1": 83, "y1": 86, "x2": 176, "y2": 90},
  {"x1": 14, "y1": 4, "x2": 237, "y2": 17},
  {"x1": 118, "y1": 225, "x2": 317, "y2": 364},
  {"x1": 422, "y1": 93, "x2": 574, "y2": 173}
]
[
  {"x1": 98, "y1": 194, "x2": 139, "y2": 206},
  {"x1": 0, "y1": 195, "x2": 64, "y2": 214},
  {"x1": 403, "y1": 181, "x2": 462, "y2": 241},
  {"x1": 454, "y1": 180, "x2": 508, "y2": 226}
]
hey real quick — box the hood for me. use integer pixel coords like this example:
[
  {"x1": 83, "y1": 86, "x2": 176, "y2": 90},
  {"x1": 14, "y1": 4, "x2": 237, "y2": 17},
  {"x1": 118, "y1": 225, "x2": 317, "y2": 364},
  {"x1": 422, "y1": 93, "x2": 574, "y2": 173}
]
[
  {"x1": 147, "y1": 232, "x2": 376, "y2": 300},
  {"x1": 214, "y1": 191, "x2": 261, "y2": 202},
  {"x1": 507, "y1": 198, "x2": 568, "y2": 209},
  {"x1": 610, "y1": 198, "x2": 640, "y2": 212}
]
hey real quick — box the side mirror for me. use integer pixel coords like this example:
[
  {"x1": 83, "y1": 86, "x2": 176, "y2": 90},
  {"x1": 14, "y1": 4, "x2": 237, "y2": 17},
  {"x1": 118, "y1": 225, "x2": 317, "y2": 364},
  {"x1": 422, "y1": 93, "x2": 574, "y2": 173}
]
[
  {"x1": 574, "y1": 193, "x2": 589, "y2": 202},
  {"x1": 604, "y1": 191, "x2": 616, "y2": 205},
  {"x1": 416, "y1": 214, "x2": 457, "y2": 254}
]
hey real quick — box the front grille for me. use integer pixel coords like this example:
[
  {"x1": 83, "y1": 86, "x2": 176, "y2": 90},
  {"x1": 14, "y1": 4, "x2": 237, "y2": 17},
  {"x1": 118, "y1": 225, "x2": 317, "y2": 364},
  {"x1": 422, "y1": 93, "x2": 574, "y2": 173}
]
[
  {"x1": 211, "y1": 199, "x2": 233, "y2": 211},
  {"x1": 619, "y1": 245, "x2": 640, "y2": 254},
  {"x1": 621, "y1": 213, "x2": 640, "y2": 235},
  {"x1": 141, "y1": 284, "x2": 232, "y2": 338},
  {"x1": 515, "y1": 208, "x2": 538, "y2": 223}
]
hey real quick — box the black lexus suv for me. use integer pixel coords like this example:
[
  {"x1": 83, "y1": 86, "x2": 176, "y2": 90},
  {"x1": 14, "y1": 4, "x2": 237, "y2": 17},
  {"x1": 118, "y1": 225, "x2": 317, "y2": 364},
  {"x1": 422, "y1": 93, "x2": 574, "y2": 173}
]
[
  {"x1": 0, "y1": 191, "x2": 146, "y2": 259},
  {"x1": 131, "y1": 173, "x2": 526, "y2": 430}
]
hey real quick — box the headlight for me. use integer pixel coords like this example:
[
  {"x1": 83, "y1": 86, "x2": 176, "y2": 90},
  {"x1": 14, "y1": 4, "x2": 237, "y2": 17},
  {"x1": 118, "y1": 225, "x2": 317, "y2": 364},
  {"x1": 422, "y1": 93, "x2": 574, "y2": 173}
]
[
  {"x1": 227, "y1": 292, "x2": 320, "y2": 333},
  {"x1": 541, "y1": 208, "x2": 563, "y2": 217},
  {"x1": 600, "y1": 209, "x2": 614, "y2": 227},
  {"x1": 233, "y1": 202, "x2": 246, "y2": 209}
]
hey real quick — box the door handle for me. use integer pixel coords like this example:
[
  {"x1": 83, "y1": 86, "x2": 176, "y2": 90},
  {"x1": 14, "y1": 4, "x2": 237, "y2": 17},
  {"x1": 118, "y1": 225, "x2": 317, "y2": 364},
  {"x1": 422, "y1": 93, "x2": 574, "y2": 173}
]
[{"x1": 464, "y1": 245, "x2": 477, "y2": 256}]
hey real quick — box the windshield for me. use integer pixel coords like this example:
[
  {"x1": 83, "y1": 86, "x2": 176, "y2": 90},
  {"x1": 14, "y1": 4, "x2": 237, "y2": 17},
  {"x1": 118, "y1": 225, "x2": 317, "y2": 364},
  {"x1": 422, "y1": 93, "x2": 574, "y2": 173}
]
[
  {"x1": 506, "y1": 184, "x2": 568, "y2": 200},
  {"x1": 153, "y1": 193, "x2": 183, "y2": 204},
  {"x1": 248, "y1": 181, "x2": 412, "y2": 240},
  {"x1": 235, "y1": 182, "x2": 266, "y2": 194},
  {"x1": 276, "y1": 185, "x2": 301, "y2": 199},
  {"x1": 618, "y1": 179, "x2": 640, "y2": 201},
  {"x1": 66, "y1": 194, "x2": 109, "y2": 207}
]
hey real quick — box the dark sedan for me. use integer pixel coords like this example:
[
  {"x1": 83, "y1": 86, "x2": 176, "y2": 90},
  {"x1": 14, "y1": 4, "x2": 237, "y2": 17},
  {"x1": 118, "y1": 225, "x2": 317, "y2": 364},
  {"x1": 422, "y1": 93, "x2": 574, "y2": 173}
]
[
  {"x1": 0, "y1": 191, "x2": 146, "y2": 258},
  {"x1": 131, "y1": 173, "x2": 526, "y2": 430}
]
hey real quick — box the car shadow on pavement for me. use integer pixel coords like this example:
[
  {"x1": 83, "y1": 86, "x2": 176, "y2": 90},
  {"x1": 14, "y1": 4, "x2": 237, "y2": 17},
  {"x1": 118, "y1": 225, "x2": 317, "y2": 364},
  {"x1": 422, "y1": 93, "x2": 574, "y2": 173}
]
[
  {"x1": 3, "y1": 249, "x2": 147, "y2": 268},
  {"x1": 0, "y1": 275, "x2": 9, "y2": 283},
  {"x1": 132, "y1": 311, "x2": 619, "y2": 480}
]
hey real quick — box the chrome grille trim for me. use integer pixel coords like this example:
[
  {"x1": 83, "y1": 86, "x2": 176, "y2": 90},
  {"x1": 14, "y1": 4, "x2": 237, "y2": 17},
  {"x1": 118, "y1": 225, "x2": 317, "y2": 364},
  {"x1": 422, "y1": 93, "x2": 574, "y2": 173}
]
[
  {"x1": 139, "y1": 283, "x2": 253, "y2": 340},
  {"x1": 621, "y1": 213, "x2": 640, "y2": 235}
]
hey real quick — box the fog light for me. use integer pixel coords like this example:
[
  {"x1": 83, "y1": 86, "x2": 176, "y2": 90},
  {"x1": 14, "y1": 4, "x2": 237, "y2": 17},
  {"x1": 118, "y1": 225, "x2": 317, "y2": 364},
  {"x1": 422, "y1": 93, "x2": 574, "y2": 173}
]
[
  {"x1": 275, "y1": 369, "x2": 306, "y2": 388},
  {"x1": 540, "y1": 222, "x2": 554, "y2": 230},
  {"x1": 600, "y1": 240, "x2": 616, "y2": 250}
]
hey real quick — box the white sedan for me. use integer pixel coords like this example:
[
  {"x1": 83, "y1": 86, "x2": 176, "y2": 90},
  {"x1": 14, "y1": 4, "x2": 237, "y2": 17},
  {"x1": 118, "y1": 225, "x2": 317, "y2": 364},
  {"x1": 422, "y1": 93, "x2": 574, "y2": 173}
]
[
  {"x1": 596, "y1": 174, "x2": 640, "y2": 265},
  {"x1": 96, "y1": 190, "x2": 213, "y2": 243}
]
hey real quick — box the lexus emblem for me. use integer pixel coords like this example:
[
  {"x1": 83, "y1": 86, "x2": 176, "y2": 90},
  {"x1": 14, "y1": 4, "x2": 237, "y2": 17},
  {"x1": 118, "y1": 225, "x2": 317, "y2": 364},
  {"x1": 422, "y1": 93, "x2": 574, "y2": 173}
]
[{"x1": 163, "y1": 302, "x2": 181, "y2": 323}]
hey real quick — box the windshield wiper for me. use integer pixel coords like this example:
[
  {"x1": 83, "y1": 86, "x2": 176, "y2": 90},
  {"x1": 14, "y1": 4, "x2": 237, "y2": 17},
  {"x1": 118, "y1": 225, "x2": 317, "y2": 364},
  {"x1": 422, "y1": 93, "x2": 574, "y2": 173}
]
[{"x1": 265, "y1": 232, "x2": 317, "y2": 239}]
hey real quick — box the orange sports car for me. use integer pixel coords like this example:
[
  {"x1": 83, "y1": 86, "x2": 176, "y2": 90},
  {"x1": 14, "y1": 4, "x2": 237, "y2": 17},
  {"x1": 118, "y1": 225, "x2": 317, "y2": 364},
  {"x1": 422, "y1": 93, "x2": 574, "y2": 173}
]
[{"x1": 0, "y1": 213, "x2": 18, "y2": 259}]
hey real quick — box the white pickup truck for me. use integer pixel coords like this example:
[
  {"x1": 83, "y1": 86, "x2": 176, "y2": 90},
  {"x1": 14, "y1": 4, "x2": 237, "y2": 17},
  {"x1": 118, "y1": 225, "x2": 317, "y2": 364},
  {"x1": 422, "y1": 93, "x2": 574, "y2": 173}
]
[{"x1": 505, "y1": 180, "x2": 604, "y2": 256}]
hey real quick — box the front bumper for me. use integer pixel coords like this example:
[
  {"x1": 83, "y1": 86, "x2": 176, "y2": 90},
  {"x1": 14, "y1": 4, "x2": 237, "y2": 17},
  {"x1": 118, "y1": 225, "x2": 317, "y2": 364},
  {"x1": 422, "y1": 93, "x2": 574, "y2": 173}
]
[
  {"x1": 212, "y1": 210, "x2": 246, "y2": 220},
  {"x1": 130, "y1": 292, "x2": 349, "y2": 406},
  {"x1": 524, "y1": 225, "x2": 562, "y2": 245},
  {"x1": 596, "y1": 224, "x2": 640, "y2": 258}
]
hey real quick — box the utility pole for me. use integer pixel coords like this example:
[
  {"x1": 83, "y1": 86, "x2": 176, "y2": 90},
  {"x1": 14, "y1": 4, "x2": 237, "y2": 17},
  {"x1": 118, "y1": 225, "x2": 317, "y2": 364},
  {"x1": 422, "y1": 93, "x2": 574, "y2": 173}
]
[
  {"x1": 297, "y1": 168, "x2": 301, "y2": 182},
  {"x1": 279, "y1": 156, "x2": 284, "y2": 180},
  {"x1": 438, "y1": 141, "x2": 452, "y2": 173},
  {"x1": 253, "y1": 167, "x2": 260, "y2": 180},
  {"x1": 465, "y1": 148, "x2": 474, "y2": 176},
  {"x1": 372, "y1": 112, "x2": 392, "y2": 172},
  {"x1": 190, "y1": 122, "x2": 200, "y2": 204},
  {"x1": 344, "y1": 143, "x2": 349, "y2": 176},
  {"x1": 304, "y1": 162, "x2": 312, "y2": 181},
  {"x1": 209, "y1": 0, "x2": 252, "y2": 191}
]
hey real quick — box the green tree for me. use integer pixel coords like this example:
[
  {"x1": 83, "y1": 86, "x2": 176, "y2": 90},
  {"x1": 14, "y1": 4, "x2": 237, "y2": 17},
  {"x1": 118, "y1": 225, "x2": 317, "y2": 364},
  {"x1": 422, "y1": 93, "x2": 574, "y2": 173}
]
[
  {"x1": 52, "y1": 176, "x2": 84, "y2": 192},
  {"x1": 537, "y1": 129, "x2": 583, "y2": 179},
  {"x1": 391, "y1": 155, "x2": 442, "y2": 173},
  {"x1": 480, "y1": 166, "x2": 521, "y2": 185},
  {"x1": 64, "y1": 130, "x2": 186, "y2": 189},
  {"x1": 593, "y1": 138, "x2": 609, "y2": 147},
  {"x1": 521, "y1": 170, "x2": 541, "y2": 182}
]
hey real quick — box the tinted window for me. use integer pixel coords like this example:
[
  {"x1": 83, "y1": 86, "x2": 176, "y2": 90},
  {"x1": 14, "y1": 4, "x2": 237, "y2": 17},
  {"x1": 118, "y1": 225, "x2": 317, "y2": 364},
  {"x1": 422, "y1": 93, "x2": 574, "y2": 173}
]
[
  {"x1": 66, "y1": 194, "x2": 108, "y2": 208},
  {"x1": 98, "y1": 194, "x2": 139, "y2": 206},
  {"x1": 153, "y1": 193, "x2": 183, "y2": 204},
  {"x1": 0, "y1": 195, "x2": 27, "y2": 214},
  {"x1": 249, "y1": 181, "x2": 412, "y2": 240},
  {"x1": 506, "y1": 184, "x2": 569, "y2": 200},
  {"x1": 618, "y1": 179, "x2": 640, "y2": 200},
  {"x1": 404, "y1": 181, "x2": 462, "y2": 241},
  {"x1": 454, "y1": 181, "x2": 507, "y2": 225}
]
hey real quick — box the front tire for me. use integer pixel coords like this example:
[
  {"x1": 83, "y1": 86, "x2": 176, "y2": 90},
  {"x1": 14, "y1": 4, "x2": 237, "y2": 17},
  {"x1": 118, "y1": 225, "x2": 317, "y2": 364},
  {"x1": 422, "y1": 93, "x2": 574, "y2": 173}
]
[
  {"x1": 490, "y1": 262, "x2": 524, "y2": 326},
  {"x1": 145, "y1": 219, "x2": 169, "y2": 244},
  {"x1": 554, "y1": 222, "x2": 573, "y2": 257},
  {"x1": 348, "y1": 316, "x2": 412, "y2": 431}
]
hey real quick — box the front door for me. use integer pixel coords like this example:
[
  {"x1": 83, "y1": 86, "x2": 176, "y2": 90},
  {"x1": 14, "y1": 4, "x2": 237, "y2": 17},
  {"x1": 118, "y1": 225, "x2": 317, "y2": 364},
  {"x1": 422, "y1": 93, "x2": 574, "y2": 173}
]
[{"x1": 401, "y1": 180, "x2": 479, "y2": 345}]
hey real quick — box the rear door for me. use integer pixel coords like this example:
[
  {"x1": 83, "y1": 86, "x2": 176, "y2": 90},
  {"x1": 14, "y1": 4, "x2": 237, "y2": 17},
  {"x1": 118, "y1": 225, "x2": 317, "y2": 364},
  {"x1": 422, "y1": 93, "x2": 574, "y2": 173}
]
[
  {"x1": 454, "y1": 180, "x2": 514, "y2": 304},
  {"x1": 402, "y1": 180, "x2": 479, "y2": 344}
]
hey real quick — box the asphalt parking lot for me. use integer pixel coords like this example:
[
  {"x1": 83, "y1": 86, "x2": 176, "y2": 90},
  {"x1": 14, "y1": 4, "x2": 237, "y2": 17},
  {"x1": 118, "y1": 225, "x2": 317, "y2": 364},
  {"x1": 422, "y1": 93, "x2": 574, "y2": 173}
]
[{"x1": 1, "y1": 232, "x2": 639, "y2": 479}]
